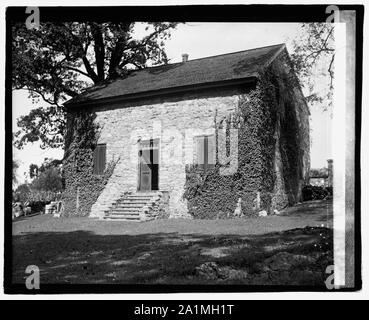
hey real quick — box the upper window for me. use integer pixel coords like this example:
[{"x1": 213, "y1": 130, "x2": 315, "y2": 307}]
[
  {"x1": 93, "y1": 143, "x2": 106, "y2": 175},
  {"x1": 194, "y1": 135, "x2": 215, "y2": 171}
]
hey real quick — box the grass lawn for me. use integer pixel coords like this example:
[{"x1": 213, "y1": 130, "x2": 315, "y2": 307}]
[{"x1": 12, "y1": 200, "x2": 333, "y2": 286}]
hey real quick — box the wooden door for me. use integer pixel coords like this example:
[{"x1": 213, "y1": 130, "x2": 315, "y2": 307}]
[{"x1": 139, "y1": 149, "x2": 152, "y2": 191}]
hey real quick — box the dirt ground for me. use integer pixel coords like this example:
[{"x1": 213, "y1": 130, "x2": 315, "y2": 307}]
[{"x1": 12, "y1": 200, "x2": 333, "y2": 285}]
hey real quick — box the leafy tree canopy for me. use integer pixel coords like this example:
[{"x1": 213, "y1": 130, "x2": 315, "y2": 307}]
[
  {"x1": 15, "y1": 183, "x2": 31, "y2": 197},
  {"x1": 290, "y1": 23, "x2": 335, "y2": 110},
  {"x1": 29, "y1": 157, "x2": 62, "y2": 179},
  {"x1": 13, "y1": 159, "x2": 19, "y2": 187},
  {"x1": 30, "y1": 166, "x2": 63, "y2": 192},
  {"x1": 13, "y1": 22, "x2": 179, "y2": 149},
  {"x1": 28, "y1": 158, "x2": 63, "y2": 192}
]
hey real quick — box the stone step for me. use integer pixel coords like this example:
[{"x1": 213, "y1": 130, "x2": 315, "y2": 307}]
[
  {"x1": 110, "y1": 208, "x2": 142, "y2": 213},
  {"x1": 109, "y1": 210, "x2": 141, "y2": 215},
  {"x1": 106, "y1": 212, "x2": 140, "y2": 219},
  {"x1": 124, "y1": 196, "x2": 154, "y2": 201},
  {"x1": 133, "y1": 192, "x2": 160, "y2": 195},
  {"x1": 115, "y1": 204, "x2": 148, "y2": 209},
  {"x1": 107, "y1": 213, "x2": 141, "y2": 218},
  {"x1": 126, "y1": 194, "x2": 160, "y2": 200},
  {"x1": 117, "y1": 199, "x2": 151, "y2": 204},
  {"x1": 110, "y1": 202, "x2": 144, "y2": 209},
  {"x1": 111, "y1": 206, "x2": 142, "y2": 211},
  {"x1": 103, "y1": 215, "x2": 141, "y2": 221},
  {"x1": 103, "y1": 191, "x2": 162, "y2": 221},
  {"x1": 112, "y1": 207, "x2": 144, "y2": 211},
  {"x1": 121, "y1": 200, "x2": 151, "y2": 204},
  {"x1": 115, "y1": 203, "x2": 147, "y2": 208}
]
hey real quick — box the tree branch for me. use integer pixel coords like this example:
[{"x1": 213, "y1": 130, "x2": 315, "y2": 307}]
[
  {"x1": 90, "y1": 23, "x2": 105, "y2": 82},
  {"x1": 26, "y1": 88, "x2": 61, "y2": 106},
  {"x1": 62, "y1": 65, "x2": 91, "y2": 78},
  {"x1": 328, "y1": 54, "x2": 335, "y2": 88},
  {"x1": 82, "y1": 56, "x2": 98, "y2": 83}
]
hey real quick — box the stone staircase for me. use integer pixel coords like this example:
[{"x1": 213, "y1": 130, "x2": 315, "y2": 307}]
[{"x1": 103, "y1": 192, "x2": 163, "y2": 221}]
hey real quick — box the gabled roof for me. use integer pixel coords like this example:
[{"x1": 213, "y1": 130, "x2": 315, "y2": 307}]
[{"x1": 66, "y1": 43, "x2": 286, "y2": 107}]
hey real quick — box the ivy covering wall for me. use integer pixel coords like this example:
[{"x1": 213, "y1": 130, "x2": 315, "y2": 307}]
[
  {"x1": 62, "y1": 109, "x2": 117, "y2": 216},
  {"x1": 183, "y1": 82, "x2": 276, "y2": 219},
  {"x1": 183, "y1": 55, "x2": 306, "y2": 219}
]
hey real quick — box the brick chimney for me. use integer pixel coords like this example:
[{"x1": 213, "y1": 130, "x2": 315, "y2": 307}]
[{"x1": 182, "y1": 53, "x2": 189, "y2": 62}]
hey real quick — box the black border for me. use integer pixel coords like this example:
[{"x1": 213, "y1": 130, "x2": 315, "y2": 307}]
[
  {"x1": 4, "y1": 5, "x2": 364, "y2": 294},
  {"x1": 354, "y1": 4, "x2": 363, "y2": 291}
]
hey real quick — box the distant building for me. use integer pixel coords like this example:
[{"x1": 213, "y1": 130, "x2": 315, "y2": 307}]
[
  {"x1": 327, "y1": 159, "x2": 333, "y2": 187},
  {"x1": 309, "y1": 159, "x2": 333, "y2": 187}
]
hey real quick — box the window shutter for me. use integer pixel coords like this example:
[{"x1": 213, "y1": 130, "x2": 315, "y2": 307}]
[
  {"x1": 100, "y1": 144, "x2": 106, "y2": 174},
  {"x1": 204, "y1": 136, "x2": 208, "y2": 171},
  {"x1": 207, "y1": 135, "x2": 216, "y2": 168},
  {"x1": 93, "y1": 148, "x2": 98, "y2": 175},
  {"x1": 93, "y1": 144, "x2": 106, "y2": 175},
  {"x1": 194, "y1": 136, "x2": 205, "y2": 167},
  {"x1": 194, "y1": 135, "x2": 216, "y2": 170}
]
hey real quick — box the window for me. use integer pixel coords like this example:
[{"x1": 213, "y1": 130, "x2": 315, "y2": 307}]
[
  {"x1": 194, "y1": 135, "x2": 215, "y2": 171},
  {"x1": 93, "y1": 144, "x2": 106, "y2": 175}
]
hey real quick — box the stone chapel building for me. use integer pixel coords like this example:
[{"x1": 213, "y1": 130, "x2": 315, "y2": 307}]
[{"x1": 63, "y1": 43, "x2": 310, "y2": 221}]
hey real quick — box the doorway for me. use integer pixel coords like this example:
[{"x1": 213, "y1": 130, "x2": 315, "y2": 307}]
[{"x1": 138, "y1": 139, "x2": 159, "y2": 191}]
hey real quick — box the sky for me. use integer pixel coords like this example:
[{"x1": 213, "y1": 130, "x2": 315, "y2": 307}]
[{"x1": 12, "y1": 22, "x2": 332, "y2": 184}]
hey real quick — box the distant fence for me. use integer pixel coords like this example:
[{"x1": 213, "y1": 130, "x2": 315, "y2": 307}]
[
  {"x1": 14, "y1": 190, "x2": 62, "y2": 204},
  {"x1": 13, "y1": 190, "x2": 63, "y2": 215}
]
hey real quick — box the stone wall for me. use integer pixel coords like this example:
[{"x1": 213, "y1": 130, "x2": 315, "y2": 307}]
[{"x1": 89, "y1": 87, "x2": 246, "y2": 218}]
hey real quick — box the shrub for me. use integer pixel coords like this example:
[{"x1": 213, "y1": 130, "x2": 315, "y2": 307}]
[
  {"x1": 27, "y1": 200, "x2": 48, "y2": 213},
  {"x1": 13, "y1": 189, "x2": 62, "y2": 214},
  {"x1": 302, "y1": 185, "x2": 332, "y2": 201}
]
